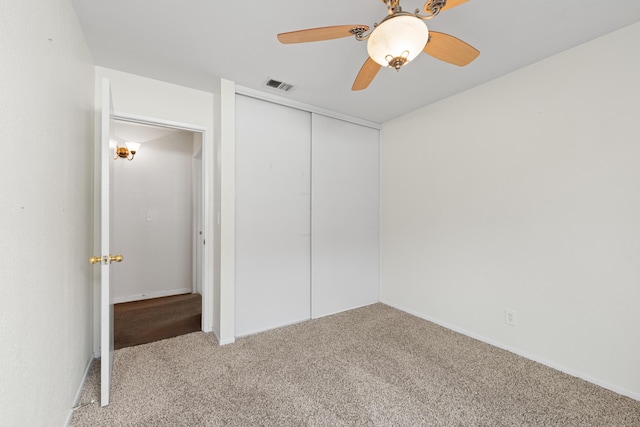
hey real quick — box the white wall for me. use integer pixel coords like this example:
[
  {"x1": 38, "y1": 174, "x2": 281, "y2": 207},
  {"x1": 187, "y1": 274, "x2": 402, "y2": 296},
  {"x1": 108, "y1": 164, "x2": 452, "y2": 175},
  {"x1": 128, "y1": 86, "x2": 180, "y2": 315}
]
[
  {"x1": 214, "y1": 78, "x2": 236, "y2": 344},
  {"x1": 93, "y1": 67, "x2": 215, "y2": 341},
  {"x1": 380, "y1": 22, "x2": 640, "y2": 399},
  {"x1": 112, "y1": 129, "x2": 195, "y2": 302},
  {"x1": 95, "y1": 67, "x2": 215, "y2": 127},
  {"x1": 0, "y1": 0, "x2": 95, "y2": 425}
]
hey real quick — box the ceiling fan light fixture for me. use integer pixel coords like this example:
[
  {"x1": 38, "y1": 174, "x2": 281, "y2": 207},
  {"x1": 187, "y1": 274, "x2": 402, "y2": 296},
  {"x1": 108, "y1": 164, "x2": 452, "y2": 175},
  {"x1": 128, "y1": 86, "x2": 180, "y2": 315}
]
[{"x1": 367, "y1": 15, "x2": 429, "y2": 69}]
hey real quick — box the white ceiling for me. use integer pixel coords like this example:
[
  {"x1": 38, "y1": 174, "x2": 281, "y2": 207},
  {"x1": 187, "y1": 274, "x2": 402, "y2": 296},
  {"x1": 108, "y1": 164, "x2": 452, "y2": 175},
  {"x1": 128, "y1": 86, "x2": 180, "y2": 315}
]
[{"x1": 71, "y1": 0, "x2": 640, "y2": 124}]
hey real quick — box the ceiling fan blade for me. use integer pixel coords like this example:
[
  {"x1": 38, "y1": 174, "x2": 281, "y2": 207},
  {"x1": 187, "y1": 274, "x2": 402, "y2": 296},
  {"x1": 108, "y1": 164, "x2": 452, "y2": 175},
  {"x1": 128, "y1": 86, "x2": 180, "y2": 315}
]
[
  {"x1": 277, "y1": 25, "x2": 369, "y2": 44},
  {"x1": 424, "y1": 0, "x2": 469, "y2": 13},
  {"x1": 441, "y1": 0, "x2": 469, "y2": 11},
  {"x1": 423, "y1": 31, "x2": 479, "y2": 66},
  {"x1": 352, "y1": 57, "x2": 381, "y2": 91}
]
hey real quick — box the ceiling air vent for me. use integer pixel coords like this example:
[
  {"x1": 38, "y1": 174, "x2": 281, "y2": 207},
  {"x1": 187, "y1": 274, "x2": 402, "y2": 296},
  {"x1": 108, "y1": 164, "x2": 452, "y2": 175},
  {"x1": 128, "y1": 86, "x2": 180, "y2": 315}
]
[{"x1": 264, "y1": 78, "x2": 295, "y2": 92}]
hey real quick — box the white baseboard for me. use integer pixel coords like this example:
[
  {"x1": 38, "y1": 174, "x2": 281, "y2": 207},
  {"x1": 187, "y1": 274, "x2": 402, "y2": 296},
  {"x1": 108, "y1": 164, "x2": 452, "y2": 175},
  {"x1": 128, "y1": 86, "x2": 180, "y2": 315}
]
[
  {"x1": 311, "y1": 300, "x2": 378, "y2": 320},
  {"x1": 218, "y1": 337, "x2": 236, "y2": 345},
  {"x1": 113, "y1": 287, "x2": 192, "y2": 304},
  {"x1": 381, "y1": 299, "x2": 640, "y2": 402},
  {"x1": 209, "y1": 324, "x2": 234, "y2": 345},
  {"x1": 235, "y1": 317, "x2": 310, "y2": 340},
  {"x1": 64, "y1": 355, "x2": 94, "y2": 427}
]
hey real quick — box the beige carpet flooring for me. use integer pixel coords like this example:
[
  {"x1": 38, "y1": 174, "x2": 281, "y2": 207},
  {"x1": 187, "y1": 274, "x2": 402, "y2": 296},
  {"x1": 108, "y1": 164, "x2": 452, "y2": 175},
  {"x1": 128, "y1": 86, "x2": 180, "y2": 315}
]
[{"x1": 71, "y1": 303, "x2": 640, "y2": 426}]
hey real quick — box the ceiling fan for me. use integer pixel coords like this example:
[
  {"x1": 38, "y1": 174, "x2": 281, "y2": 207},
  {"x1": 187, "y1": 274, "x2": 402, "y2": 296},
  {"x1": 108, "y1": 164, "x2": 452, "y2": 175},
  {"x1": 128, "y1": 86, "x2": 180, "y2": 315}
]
[{"x1": 277, "y1": 0, "x2": 479, "y2": 90}]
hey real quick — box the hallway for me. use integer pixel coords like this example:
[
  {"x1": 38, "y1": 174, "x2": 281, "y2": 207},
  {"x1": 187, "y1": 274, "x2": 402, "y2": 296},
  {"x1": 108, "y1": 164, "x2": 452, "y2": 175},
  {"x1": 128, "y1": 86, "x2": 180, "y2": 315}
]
[{"x1": 114, "y1": 294, "x2": 202, "y2": 349}]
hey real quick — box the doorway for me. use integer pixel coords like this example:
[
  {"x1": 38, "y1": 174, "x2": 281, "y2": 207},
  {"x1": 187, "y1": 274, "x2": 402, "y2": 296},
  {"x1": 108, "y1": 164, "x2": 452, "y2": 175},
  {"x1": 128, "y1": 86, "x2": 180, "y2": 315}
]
[
  {"x1": 112, "y1": 294, "x2": 202, "y2": 349},
  {"x1": 110, "y1": 118, "x2": 206, "y2": 347}
]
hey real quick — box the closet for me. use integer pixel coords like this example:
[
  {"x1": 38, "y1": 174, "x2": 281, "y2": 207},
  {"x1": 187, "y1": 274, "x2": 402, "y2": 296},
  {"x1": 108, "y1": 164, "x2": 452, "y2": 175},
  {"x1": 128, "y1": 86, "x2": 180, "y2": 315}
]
[
  {"x1": 310, "y1": 114, "x2": 380, "y2": 318},
  {"x1": 235, "y1": 95, "x2": 379, "y2": 337}
]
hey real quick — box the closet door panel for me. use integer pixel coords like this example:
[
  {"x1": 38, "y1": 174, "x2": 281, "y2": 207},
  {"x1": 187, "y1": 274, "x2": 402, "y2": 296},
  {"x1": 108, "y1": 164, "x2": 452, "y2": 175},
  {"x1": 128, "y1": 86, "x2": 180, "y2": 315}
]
[
  {"x1": 235, "y1": 95, "x2": 311, "y2": 336},
  {"x1": 311, "y1": 114, "x2": 380, "y2": 318}
]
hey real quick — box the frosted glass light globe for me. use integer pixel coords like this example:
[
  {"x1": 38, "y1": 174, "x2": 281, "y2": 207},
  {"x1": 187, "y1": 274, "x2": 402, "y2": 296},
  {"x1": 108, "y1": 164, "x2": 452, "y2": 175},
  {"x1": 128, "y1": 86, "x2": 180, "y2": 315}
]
[
  {"x1": 367, "y1": 15, "x2": 429, "y2": 68},
  {"x1": 126, "y1": 141, "x2": 141, "y2": 152}
]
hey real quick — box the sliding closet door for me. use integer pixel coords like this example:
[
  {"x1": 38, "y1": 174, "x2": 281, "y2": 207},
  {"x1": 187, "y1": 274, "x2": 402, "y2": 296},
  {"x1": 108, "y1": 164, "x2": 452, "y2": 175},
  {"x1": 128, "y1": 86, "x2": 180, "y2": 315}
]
[
  {"x1": 311, "y1": 114, "x2": 380, "y2": 318},
  {"x1": 235, "y1": 95, "x2": 311, "y2": 336}
]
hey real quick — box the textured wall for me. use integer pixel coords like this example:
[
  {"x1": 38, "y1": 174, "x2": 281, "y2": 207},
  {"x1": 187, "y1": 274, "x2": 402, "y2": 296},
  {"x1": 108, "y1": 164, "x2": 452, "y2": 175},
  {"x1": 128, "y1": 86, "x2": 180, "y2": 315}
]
[{"x1": 0, "y1": 0, "x2": 95, "y2": 424}]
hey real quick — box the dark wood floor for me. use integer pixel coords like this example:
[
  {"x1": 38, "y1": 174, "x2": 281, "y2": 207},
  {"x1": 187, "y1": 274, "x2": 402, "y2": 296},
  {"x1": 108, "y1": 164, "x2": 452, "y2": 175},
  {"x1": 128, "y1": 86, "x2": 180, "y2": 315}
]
[{"x1": 114, "y1": 293, "x2": 202, "y2": 350}]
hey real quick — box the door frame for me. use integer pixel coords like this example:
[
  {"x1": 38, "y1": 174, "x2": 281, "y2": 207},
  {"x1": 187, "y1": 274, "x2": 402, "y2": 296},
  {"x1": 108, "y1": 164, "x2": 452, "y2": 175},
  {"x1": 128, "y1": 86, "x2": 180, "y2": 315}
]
[
  {"x1": 192, "y1": 146, "x2": 203, "y2": 295},
  {"x1": 109, "y1": 112, "x2": 214, "y2": 333}
]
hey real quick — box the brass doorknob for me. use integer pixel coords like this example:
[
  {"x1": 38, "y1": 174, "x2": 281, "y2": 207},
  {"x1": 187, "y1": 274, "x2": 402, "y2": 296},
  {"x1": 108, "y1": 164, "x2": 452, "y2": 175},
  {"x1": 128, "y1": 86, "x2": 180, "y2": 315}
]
[
  {"x1": 89, "y1": 256, "x2": 103, "y2": 265},
  {"x1": 109, "y1": 254, "x2": 124, "y2": 263}
]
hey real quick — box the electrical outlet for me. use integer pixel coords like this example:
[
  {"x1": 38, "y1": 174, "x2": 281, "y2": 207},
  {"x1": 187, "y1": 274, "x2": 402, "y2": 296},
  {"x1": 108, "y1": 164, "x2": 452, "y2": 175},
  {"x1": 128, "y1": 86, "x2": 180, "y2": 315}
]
[{"x1": 505, "y1": 309, "x2": 517, "y2": 326}]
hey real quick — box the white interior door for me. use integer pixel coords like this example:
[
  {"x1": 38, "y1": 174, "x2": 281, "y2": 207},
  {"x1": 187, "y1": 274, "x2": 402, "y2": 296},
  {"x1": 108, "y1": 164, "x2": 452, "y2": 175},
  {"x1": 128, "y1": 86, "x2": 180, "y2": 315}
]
[
  {"x1": 100, "y1": 77, "x2": 115, "y2": 406},
  {"x1": 311, "y1": 114, "x2": 380, "y2": 318},
  {"x1": 235, "y1": 95, "x2": 311, "y2": 337}
]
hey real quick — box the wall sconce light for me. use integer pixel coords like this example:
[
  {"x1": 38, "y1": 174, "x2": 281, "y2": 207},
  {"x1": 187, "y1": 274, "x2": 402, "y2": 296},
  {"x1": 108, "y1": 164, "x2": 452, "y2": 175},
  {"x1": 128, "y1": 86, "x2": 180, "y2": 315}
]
[{"x1": 114, "y1": 141, "x2": 141, "y2": 161}]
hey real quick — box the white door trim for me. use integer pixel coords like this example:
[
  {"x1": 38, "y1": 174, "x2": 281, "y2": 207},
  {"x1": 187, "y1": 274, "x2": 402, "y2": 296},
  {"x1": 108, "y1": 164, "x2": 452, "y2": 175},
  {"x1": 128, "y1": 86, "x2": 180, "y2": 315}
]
[{"x1": 112, "y1": 111, "x2": 214, "y2": 333}]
